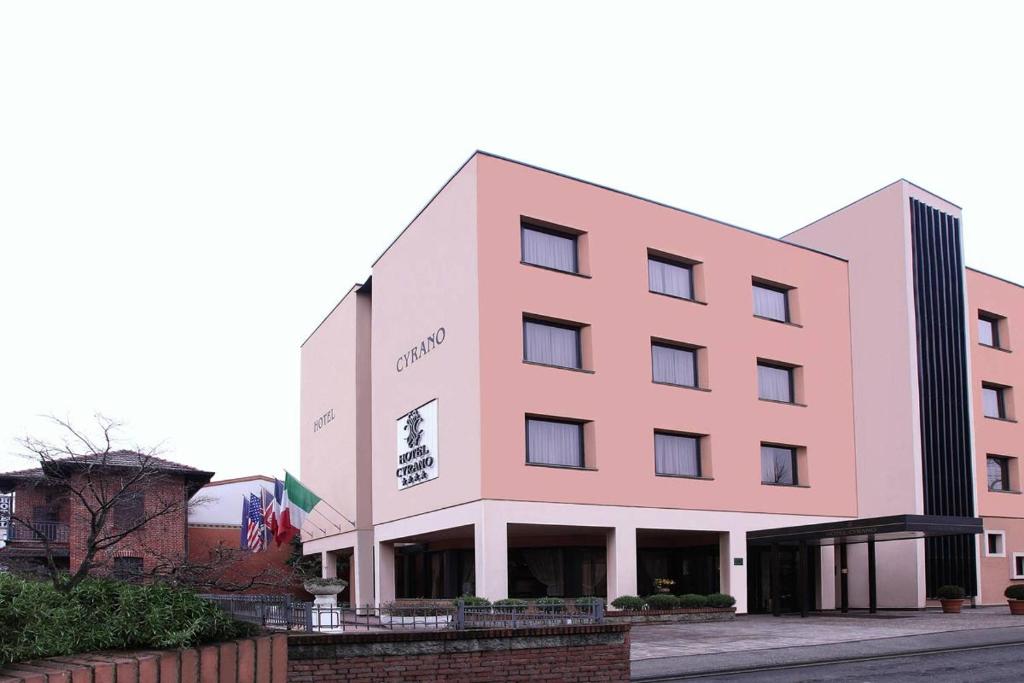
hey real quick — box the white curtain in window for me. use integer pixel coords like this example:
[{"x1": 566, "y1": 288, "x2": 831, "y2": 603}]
[
  {"x1": 761, "y1": 446, "x2": 795, "y2": 484},
  {"x1": 652, "y1": 345, "x2": 696, "y2": 387},
  {"x1": 753, "y1": 285, "x2": 787, "y2": 321},
  {"x1": 524, "y1": 548, "x2": 564, "y2": 596},
  {"x1": 524, "y1": 321, "x2": 580, "y2": 368},
  {"x1": 983, "y1": 387, "x2": 1002, "y2": 418},
  {"x1": 758, "y1": 364, "x2": 792, "y2": 402},
  {"x1": 655, "y1": 433, "x2": 699, "y2": 476},
  {"x1": 979, "y1": 319, "x2": 995, "y2": 346},
  {"x1": 987, "y1": 458, "x2": 1007, "y2": 491},
  {"x1": 527, "y1": 419, "x2": 582, "y2": 467},
  {"x1": 522, "y1": 228, "x2": 576, "y2": 272},
  {"x1": 648, "y1": 259, "x2": 692, "y2": 299}
]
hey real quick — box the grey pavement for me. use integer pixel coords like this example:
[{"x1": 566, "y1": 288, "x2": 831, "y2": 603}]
[{"x1": 630, "y1": 608, "x2": 1024, "y2": 681}]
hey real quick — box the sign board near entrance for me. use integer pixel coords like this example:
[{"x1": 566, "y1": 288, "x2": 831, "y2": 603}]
[{"x1": 396, "y1": 399, "x2": 438, "y2": 490}]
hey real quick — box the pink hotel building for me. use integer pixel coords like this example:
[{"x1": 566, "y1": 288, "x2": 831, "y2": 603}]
[{"x1": 300, "y1": 152, "x2": 1024, "y2": 614}]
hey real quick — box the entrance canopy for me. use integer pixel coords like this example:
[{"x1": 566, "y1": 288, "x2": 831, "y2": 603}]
[{"x1": 748, "y1": 514, "x2": 983, "y2": 547}]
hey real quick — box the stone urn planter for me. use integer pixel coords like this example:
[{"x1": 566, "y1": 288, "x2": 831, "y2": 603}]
[
  {"x1": 304, "y1": 578, "x2": 348, "y2": 629},
  {"x1": 936, "y1": 585, "x2": 965, "y2": 614},
  {"x1": 1004, "y1": 585, "x2": 1024, "y2": 615}
]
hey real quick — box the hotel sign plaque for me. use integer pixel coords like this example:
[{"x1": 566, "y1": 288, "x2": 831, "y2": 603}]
[{"x1": 396, "y1": 399, "x2": 439, "y2": 490}]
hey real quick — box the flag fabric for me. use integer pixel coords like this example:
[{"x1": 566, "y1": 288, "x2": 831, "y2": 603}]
[
  {"x1": 239, "y1": 496, "x2": 248, "y2": 550},
  {"x1": 261, "y1": 487, "x2": 277, "y2": 548},
  {"x1": 246, "y1": 493, "x2": 265, "y2": 552},
  {"x1": 274, "y1": 472, "x2": 321, "y2": 546}
]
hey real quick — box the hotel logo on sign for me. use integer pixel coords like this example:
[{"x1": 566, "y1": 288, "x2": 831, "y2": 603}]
[{"x1": 396, "y1": 399, "x2": 438, "y2": 490}]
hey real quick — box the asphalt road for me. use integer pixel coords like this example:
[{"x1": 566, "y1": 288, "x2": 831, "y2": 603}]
[{"x1": 688, "y1": 643, "x2": 1024, "y2": 682}]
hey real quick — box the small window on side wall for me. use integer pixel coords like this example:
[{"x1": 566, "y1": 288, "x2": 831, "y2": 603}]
[
  {"x1": 654, "y1": 432, "x2": 701, "y2": 478},
  {"x1": 648, "y1": 255, "x2": 694, "y2": 300},
  {"x1": 761, "y1": 444, "x2": 798, "y2": 486},
  {"x1": 1014, "y1": 553, "x2": 1024, "y2": 580},
  {"x1": 113, "y1": 556, "x2": 143, "y2": 580},
  {"x1": 523, "y1": 318, "x2": 582, "y2": 370},
  {"x1": 752, "y1": 280, "x2": 791, "y2": 323},
  {"x1": 987, "y1": 455, "x2": 1012, "y2": 492},
  {"x1": 985, "y1": 531, "x2": 1005, "y2": 557},
  {"x1": 982, "y1": 384, "x2": 1009, "y2": 419},
  {"x1": 757, "y1": 361, "x2": 795, "y2": 403},
  {"x1": 526, "y1": 417, "x2": 585, "y2": 468},
  {"x1": 979, "y1": 313, "x2": 1002, "y2": 348},
  {"x1": 521, "y1": 222, "x2": 579, "y2": 274}
]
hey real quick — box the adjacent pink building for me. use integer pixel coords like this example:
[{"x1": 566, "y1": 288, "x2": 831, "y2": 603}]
[{"x1": 299, "y1": 152, "x2": 1023, "y2": 614}]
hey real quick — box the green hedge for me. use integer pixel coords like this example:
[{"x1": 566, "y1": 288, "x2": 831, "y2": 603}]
[
  {"x1": 644, "y1": 593, "x2": 679, "y2": 610},
  {"x1": 676, "y1": 593, "x2": 708, "y2": 608},
  {"x1": 0, "y1": 575, "x2": 258, "y2": 667},
  {"x1": 610, "y1": 595, "x2": 645, "y2": 611}
]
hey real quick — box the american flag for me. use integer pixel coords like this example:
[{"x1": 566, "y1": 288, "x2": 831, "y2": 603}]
[{"x1": 246, "y1": 493, "x2": 265, "y2": 552}]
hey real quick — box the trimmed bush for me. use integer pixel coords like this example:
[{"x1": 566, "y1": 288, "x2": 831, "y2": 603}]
[
  {"x1": 644, "y1": 593, "x2": 679, "y2": 610},
  {"x1": 706, "y1": 593, "x2": 737, "y2": 608},
  {"x1": 610, "y1": 595, "x2": 646, "y2": 611},
  {"x1": 677, "y1": 593, "x2": 708, "y2": 608},
  {"x1": 536, "y1": 597, "x2": 565, "y2": 612},
  {"x1": 0, "y1": 575, "x2": 257, "y2": 667},
  {"x1": 1004, "y1": 584, "x2": 1024, "y2": 601},
  {"x1": 936, "y1": 585, "x2": 965, "y2": 600},
  {"x1": 456, "y1": 595, "x2": 491, "y2": 607},
  {"x1": 493, "y1": 598, "x2": 528, "y2": 612}
]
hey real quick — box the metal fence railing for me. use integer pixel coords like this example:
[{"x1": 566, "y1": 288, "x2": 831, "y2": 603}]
[
  {"x1": 201, "y1": 595, "x2": 604, "y2": 633},
  {"x1": 6, "y1": 521, "x2": 70, "y2": 543}
]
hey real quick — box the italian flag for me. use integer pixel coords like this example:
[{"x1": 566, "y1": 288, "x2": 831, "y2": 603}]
[{"x1": 274, "y1": 472, "x2": 321, "y2": 546}]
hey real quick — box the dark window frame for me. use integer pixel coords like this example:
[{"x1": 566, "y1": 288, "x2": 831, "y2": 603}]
[
  {"x1": 525, "y1": 415, "x2": 586, "y2": 469},
  {"x1": 752, "y1": 279, "x2": 791, "y2": 323},
  {"x1": 653, "y1": 429, "x2": 703, "y2": 478},
  {"x1": 651, "y1": 340, "x2": 700, "y2": 389},
  {"x1": 113, "y1": 556, "x2": 143, "y2": 580},
  {"x1": 982, "y1": 383, "x2": 1008, "y2": 419},
  {"x1": 987, "y1": 455, "x2": 1011, "y2": 492},
  {"x1": 647, "y1": 253, "x2": 696, "y2": 302},
  {"x1": 522, "y1": 316, "x2": 584, "y2": 370},
  {"x1": 757, "y1": 360, "x2": 796, "y2": 404},
  {"x1": 520, "y1": 221, "x2": 580, "y2": 274},
  {"x1": 113, "y1": 493, "x2": 145, "y2": 530},
  {"x1": 760, "y1": 442, "x2": 799, "y2": 486},
  {"x1": 979, "y1": 312, "x2": 1003, "y2": 349},
  {"x1": 987, "y1": 533, "x2": 1002, "y2": 555}
]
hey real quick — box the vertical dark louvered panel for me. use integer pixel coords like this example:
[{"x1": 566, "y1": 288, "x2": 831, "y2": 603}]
[{"x1": 909, "y1": 197, "x2": 977, "y2": 597}]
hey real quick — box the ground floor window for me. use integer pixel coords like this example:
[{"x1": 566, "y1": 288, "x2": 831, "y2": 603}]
[
  {"x1": 636, "y1": 545, "x2": 720, "y2": 596},
  {"x1": 395, "y1": 547, "x2": 474, "y2": 599},
  {"x1": 507, "y1": 546, "x2": 607, "y2": 598}
]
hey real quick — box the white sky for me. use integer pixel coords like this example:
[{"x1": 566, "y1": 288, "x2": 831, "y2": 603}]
[{"x1": 1, "y1": 2, "x2": 1022, "y2": 479}]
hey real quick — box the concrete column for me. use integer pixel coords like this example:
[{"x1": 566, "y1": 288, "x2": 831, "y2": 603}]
[
  {"x1": 720, "y1": 531, "x2": 748, "y2": 614},
  {"x1": 321, "y1": 551, "x2": 338, "y2": 578},
  {"x1": 352, "y1": 528, "x2": 375, "y2": 608},
  {"x1": 606, "y1": 526, "x2": 637, "y2": 600},
  {"x1": 819, "y1": 545, "x2": 836, "y2": 610},
  {"x1": 374, "y1": 539, "x2": 395, "y2": 606},
  {"x1": 474, "y1": 509, "x2": 508, "y2": 601}
]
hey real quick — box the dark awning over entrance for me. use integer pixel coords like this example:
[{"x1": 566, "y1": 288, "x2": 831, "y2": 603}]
[{"x1": 748, "y1": 514, "x2": 983, "y2": 547}]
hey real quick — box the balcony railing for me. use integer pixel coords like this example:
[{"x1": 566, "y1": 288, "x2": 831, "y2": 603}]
[{"x1": 6, "y1": 520, "x2": 70, "y2": 544}]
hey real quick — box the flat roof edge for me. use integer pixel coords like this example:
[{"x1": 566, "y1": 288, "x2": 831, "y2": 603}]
[{"x1": 301, "y1": 283, "x2": 364, "y2": 348}]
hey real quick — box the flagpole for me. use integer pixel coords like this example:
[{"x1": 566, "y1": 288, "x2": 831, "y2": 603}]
[{"x1": 283, "y1": 470, "x2": 357, "y2": 529}]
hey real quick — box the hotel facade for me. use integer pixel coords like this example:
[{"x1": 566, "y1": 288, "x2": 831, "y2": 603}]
[{"x1": 299, "y1": 152, "x2": 1024, "y2": 614}]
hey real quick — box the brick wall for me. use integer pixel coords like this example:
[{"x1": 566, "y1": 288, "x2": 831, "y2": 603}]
[
  {"x1": 288, "y1": 624, "x2": 631, "y2": 682},
  {"x1": 0, "y1": 634, "x2": 287, "y2": 683},
  {"x1": 188, "y1": 525, "x2": 303, "y2": 596}
]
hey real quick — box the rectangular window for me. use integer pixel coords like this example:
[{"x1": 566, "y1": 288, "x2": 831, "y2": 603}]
[
  {"x1": 761, "y1": 444, "x2": 798, "y2": 486},
  {"x1": 523, "y1": 318, "x2": 581, "y2": 369},
  {"x1": 114, "y1": 493, "x2": 144, "y2": 529},
  {"x1": 987, "y1": 456, "x2": 1011, "y2": 492},
  {"x1": 979, "y1": 314, "x2": 1000, "y2": 348},
  {"x1": 652, "y1": 342, "x2": 697, "y2": 388},
  {"x1": 654, "y1": 432, "x2": 701, "y2": 477},
  {"x1": 113, "y1": 556, "x2": 143, "y2": 580},
  {"x1": 757, "y1": 362, "x2": 794, "y2": 403},
  {"x1": 983, "y1": 384, "x2": 1006, "y2": 419},
  {"x1": 648, "y1": 257, "x2": 693, "y2": 300},
  {"x1": 986, "y1": 532, "x2": 1005, "y2": 557},
  {"x1": 521, "y1": 223, "x2": 578, "y2": 274},
  {"x1": 1014, "y1": 553, "x2": 1024, "y2": 580},
  {"x1": 526, "y1": 417, "x2": 584, "y2": 468},
  {"x1": 752, "y1": 282, "x2": 789, "y2": 322}
]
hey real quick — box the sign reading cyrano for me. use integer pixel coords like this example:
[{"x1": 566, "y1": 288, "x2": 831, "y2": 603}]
[
  {"x1": 396, "y1": 327, "x2": 446, "y2": 372},
  {"x1": 396, "y1": 399, "x2": 439, "y2": 489}
]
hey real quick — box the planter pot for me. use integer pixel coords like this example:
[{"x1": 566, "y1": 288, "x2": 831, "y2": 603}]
[
  {"x1": 303, "y1": 579, "x2": 348, "y2": 596},
  {"x1": 1009, "y1": 599, "x2": 1024, "y2": 615},
  {"x1": 940, "y1": 598, "x2": 964, "y2": 614}
]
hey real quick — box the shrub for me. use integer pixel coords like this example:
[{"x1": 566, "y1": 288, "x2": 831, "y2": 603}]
[
  {"x1": 644, "y1": 594, "x2": 679, "y2": 610},
  {"x1": 610, "y1": 595, "x2": 645, "y2": 611},
  {"x1": 575, "y1": 596, "x2": 604, "y2": 610},
  {"x1": 936, "y1": 585, "x2": 965, "y2": 600},
  {"x1": 536, "y1": 597, "x2": 565, "y2": 612},
  {"x1": 676, "y1": 593, "x2": 708, "y2": 608},
  {"x1": 706, "y1": 593, "x2": 737, "y2": 608},
  {"x1": 493, "y1": 598, "x2": 528, "y2": 612},
  {"x1": 456, "y1": 595, "x2": 491, "y2": 607},
  {"x1": 0, "y1": 575, "x2": 257, "y2": 667},
  {"x1": 1004, "y1": 584, "x2": 1024, "y2": 601}
]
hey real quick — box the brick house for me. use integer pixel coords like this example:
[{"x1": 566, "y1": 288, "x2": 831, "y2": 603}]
[{"x1": 0, "y1": 451, "x2": 213, "y2": 578}]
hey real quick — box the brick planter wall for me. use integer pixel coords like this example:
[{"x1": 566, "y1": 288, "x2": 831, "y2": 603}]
[
  {"x1": 0, "y1": 634, "x2": 287, "y2": 683},
  {"x1": 605, "y1": 606, "x2": 736, "y2": 624},
  {"x1": 288, "y1": 624, "x2": 631, "y2": 682}
]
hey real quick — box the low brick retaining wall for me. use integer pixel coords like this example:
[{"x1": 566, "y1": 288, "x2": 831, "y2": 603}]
[
  {"x1": 0, "y1": 634, "x2": 287, "y2": 683},
  {"x1": 288, "y1": 624, "x2": 631, "y2": 682},
  {"x1": 606, "y1": 607, "x2": 736, "y2": 624}
]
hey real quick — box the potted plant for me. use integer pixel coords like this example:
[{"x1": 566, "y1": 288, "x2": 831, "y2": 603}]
[
  {"x1": 493, "y1": 598, "x2": 528, "y2": 614},
  {"x1": 936, "y1": 585, "x2": 965, "y2": 613},
  {"x1": 653, "y1": 578, "x2": 675, "y2": 594},
  {"x1": 610, "y1": 595, "x2": 645, "y2": 612},
  {"x1": 536, "y1": 597, "x2": 565, "y2": 613},
  {"x1": 303, "y1": 576, "x2": 348, "y2": 597},
  {"x1": 1005, "y1": 584, "x2": 1024, "y2": 615}
]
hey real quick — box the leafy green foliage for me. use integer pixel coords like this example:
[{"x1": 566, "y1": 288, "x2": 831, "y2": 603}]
[
  {"x1": 610, "y1": 595, "x2": 645, "y2": 611},
  {"x1": 643, "y1": 593, "x2": 679, "y2": 610},
  {"x1": 456, "y1": 595, "x2": 491, "y2": 606},
  {"x1": 493, "y1": 598, "x2": 527, "y2": 610},
  {"x1": 936, "y1": 585, "x2": 965, "y2": 600},
  {"x1": 676, "y1": 593, "x2": 708, "y2": 608},
  {"x1": 1004, "y1": 584, "x2": 1024, "y2": 600},
  {"x1": 705, "y1": 593, "x2": 737, "y2": 608},
  {"x1": 0, "y1": 574, "x2": 258, "y2": 667},
  {"x1": 575, "y1": 596, "x2": 603, "y2": 607},
  {"x1": 535, "y1": 597, "x2": 565, "y2": 612}
]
